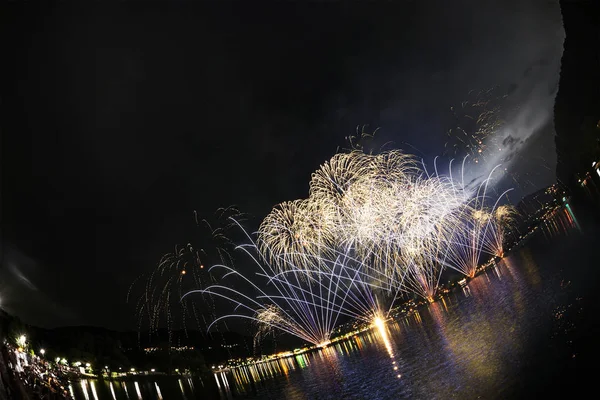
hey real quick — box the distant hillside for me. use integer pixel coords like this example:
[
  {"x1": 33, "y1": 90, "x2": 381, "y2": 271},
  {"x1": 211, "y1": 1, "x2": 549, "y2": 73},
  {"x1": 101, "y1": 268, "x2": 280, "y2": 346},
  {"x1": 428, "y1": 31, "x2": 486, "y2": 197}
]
[{"x1": 0, "y1": 308, "x2": 258, "y2": 371}]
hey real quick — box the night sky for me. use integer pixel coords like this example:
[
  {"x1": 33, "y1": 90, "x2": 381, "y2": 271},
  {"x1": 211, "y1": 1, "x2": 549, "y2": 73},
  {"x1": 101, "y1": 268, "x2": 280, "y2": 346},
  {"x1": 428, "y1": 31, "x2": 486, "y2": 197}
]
[{"x1": 1, "y1": 1, "x2": 564, "y2": 330}]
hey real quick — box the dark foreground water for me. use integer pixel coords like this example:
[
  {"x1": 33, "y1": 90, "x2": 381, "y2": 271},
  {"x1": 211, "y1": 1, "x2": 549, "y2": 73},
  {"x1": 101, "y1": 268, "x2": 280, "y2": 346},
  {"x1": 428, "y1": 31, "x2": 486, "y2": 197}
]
[{"x1": 72, "y1": 204, "x2": 600, "y2": 399}]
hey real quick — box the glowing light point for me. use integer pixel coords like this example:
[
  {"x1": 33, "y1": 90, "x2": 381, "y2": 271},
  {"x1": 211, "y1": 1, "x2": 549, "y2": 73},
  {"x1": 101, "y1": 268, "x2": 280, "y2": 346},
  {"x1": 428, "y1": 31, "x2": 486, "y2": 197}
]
[{"x1": 16, "y1": 335, "x2": 27, "y2": 347}]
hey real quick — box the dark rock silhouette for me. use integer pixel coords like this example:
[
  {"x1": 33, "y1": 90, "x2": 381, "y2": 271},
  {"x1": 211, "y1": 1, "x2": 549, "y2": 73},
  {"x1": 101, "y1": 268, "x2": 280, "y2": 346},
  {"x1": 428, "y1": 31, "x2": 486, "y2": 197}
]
[{"x1": 554, "y1": 0, "x2": 600, "y2": 185}]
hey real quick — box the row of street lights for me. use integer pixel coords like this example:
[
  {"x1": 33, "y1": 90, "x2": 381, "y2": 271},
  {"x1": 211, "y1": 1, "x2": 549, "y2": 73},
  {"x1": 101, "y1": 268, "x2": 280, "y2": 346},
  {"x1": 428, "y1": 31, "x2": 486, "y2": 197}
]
[{"x1": 14, "y1": 334, "x2": 163, "y2": 376}]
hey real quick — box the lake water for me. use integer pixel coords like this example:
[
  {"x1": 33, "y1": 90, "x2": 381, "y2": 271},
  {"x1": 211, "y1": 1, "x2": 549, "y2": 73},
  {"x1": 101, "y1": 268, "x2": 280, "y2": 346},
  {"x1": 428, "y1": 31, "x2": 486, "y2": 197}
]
[{"x1": 72, "y1": 204, "x2": 600, "y2": 399}]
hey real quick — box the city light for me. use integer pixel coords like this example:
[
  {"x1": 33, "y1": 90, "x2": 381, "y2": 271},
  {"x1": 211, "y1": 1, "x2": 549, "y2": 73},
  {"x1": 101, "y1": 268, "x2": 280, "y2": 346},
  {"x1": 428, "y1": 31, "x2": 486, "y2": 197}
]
[{"x1": 373, "y1": 316, "x2": 385, "y2": 330}]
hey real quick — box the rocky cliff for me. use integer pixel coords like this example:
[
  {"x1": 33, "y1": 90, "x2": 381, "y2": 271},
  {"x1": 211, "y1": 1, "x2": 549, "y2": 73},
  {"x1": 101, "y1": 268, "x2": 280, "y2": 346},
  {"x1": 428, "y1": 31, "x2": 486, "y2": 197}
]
[{"x1": 554, "y1": 0, "x2": 600, "y2": 185}]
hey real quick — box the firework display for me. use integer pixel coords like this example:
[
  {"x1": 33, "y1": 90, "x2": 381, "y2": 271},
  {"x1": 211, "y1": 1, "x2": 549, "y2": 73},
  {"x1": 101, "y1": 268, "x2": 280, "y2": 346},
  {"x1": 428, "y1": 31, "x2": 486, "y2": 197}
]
[
  {"x1": 179, "y1": 148, "x2": 516, "y2": 347},
  {"x1": 127, "y1": 206, "x2": 245, "y2": 339}
]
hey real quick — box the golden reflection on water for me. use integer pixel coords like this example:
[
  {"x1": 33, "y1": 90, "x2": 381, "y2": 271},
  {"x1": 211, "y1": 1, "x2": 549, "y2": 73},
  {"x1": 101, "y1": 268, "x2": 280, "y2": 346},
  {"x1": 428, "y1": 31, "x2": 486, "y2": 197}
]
[
  {"x1": 541, "y1": 206, "x2": 578, "y2": 239},
  {"x1": 109, "y1": 382, "x2": 117, "y2": 400},
  {"x1": 80, "y1": 380, "x2": 90, "y2": 400},
  {"x1": 518, "y1": 248, "x2": 542, "y2": 288},
  {"x1": 230, "y1": 352, "x2": 312, "y2": 394},
  {"x1": 178, "y1": 378, "x2": 188, "y2": 400},
  {"x1": 122, "y1": 381, "x2": 129, "y2": 399},
  {"x1": 373, "y1": 318, "x2": 402, "y2": 379},
  {"x1": 90, "y1": 381, "x2": 99, "y2": 400},
  {"x1": 418, "y1": 255, "x2": 545, "y2": 392},
  {"x1": 228, "y1": 322, "x2": 406, "y2": 396},
  {"x1": 429, "y1": 295, "x2": 495, "y2": 385},
  {"x1": 500, "y1": 257, "x2": 528, "y2": 320},
  {"x1": 154, "y1": 382, "x2": 163, "y2": 400},
  {"x1": 134, "y1": 381, "x2": 142, "y2": 400}
]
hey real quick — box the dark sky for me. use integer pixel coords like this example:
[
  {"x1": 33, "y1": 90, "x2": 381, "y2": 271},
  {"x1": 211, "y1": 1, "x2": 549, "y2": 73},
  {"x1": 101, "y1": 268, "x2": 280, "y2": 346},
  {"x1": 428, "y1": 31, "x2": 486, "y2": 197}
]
[{"x1": 1, "y1": 1, "x2": 563, "y2": 330}]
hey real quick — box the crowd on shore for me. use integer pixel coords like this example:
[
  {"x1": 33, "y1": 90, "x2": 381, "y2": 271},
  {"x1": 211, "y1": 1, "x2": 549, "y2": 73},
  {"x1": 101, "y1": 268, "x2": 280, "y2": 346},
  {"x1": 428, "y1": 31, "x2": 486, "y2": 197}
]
[{"x1": 0, "y1": 342, "x2": 72, "y2": 399}]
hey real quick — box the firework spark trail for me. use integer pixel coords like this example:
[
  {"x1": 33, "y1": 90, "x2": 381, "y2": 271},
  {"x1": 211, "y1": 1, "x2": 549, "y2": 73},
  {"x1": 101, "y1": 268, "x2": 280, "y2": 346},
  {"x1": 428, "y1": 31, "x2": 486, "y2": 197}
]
[
  {"x1": 184, "y1": 241, "x2": 379, "y2": 346},
  {"x1": 483, "y1": 204, "x2": 519, "y2": 258},
  {"x1": 445, "y1": 87, "x2": 509, "y2": 165},
  {"x1": 429, "y1": 164, "x2": 515, "y2": 279}
]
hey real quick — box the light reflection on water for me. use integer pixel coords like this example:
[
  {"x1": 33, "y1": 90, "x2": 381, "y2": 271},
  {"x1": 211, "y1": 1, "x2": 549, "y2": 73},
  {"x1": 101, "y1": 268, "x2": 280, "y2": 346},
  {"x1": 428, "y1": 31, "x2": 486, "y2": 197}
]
[
  {"x1": 109, "y1": 382, "x2": 117, "y2": 400},
  {"x1": 72, "y1": 206, "x2": 589, "y2": 399}
]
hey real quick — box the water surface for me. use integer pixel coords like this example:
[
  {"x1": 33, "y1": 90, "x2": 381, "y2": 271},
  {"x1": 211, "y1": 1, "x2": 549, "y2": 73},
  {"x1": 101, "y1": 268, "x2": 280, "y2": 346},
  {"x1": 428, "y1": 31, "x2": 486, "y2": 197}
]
[{"x1": 72, "y1": 205, "x2": 599, "y2": 399}]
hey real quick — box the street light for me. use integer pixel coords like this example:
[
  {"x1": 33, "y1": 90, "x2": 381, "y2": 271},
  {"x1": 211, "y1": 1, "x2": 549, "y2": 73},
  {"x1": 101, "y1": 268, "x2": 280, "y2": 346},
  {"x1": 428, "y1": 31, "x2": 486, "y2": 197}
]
[{"x1": 40, "y1": 349, "x2": 46, "y2": 356}]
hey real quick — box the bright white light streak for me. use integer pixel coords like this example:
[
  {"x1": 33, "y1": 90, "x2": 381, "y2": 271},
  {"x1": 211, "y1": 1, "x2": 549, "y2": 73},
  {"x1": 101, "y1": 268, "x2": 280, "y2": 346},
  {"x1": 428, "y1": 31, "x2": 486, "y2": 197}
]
[
  {"x1": 155, "y1": 382, "x2": 163, "y2": 400},
  {"x1": 80, "y1": 381, "x2": 90, "y2": 400},
  {"x1": 90, "y1": 381, "x2": 99, "y2": 400},
  {"x1": 134, "y1": 382, "x2": 142, "y2": 400},
  {"x1": 109, "y1": 382, "x2": 117, "y2": 400}
]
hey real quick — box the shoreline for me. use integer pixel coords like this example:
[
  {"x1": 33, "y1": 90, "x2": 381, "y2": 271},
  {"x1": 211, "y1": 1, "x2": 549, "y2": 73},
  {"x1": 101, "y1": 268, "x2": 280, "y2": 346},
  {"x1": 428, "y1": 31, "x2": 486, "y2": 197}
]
[
  {"x1": 217, "y1": 207, "x2": 550, "y2": 374},
  {"x1": 70, "y1": 205, "x2": 553, "y2": 381}
]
